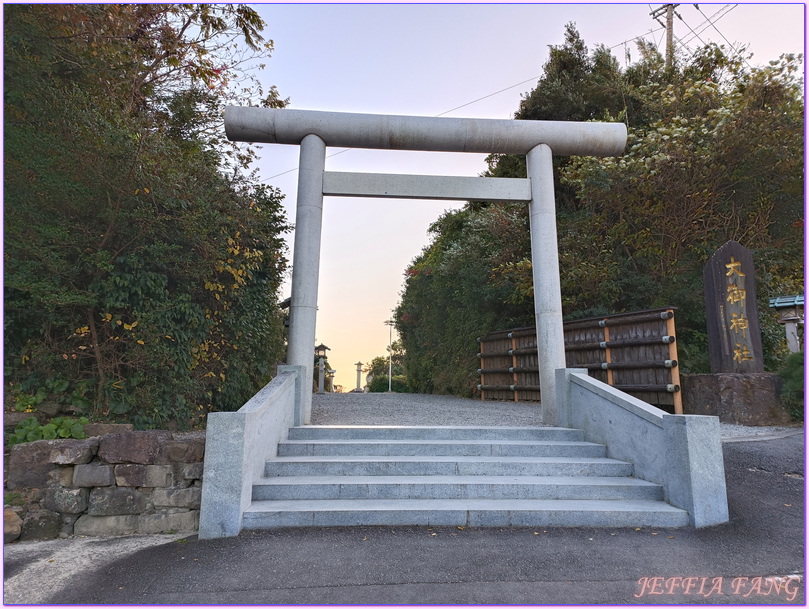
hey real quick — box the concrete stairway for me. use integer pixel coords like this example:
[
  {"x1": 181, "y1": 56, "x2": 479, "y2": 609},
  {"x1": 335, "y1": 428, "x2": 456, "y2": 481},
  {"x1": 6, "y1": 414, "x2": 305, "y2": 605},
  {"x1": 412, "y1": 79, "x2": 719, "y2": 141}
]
[{"x1": 242, "y1": 425, "x2": 689, "y2": 529}]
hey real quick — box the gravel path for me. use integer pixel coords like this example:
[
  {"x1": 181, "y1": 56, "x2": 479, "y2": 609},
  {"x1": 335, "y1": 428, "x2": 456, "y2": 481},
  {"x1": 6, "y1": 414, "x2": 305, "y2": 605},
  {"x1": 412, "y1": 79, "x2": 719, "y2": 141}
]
[
  {"x1": 311, "y1": 393, "x2": 543, "y2": 427},
  {"x1": 311, "y1": 393, "x2": 802, "y2": 440}
]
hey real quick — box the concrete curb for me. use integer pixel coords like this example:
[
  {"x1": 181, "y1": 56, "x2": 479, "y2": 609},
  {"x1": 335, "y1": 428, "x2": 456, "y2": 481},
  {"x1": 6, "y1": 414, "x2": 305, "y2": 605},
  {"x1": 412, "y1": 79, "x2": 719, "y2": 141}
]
[{"x1": 722, "y1": 430, "x2": 804, "y2": 443}]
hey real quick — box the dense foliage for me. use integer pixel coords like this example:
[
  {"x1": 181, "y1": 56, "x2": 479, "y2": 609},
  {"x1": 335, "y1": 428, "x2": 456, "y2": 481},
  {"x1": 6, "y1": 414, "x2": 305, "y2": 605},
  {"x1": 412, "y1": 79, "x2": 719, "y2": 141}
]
[
  {"x1": 368, "y1": 375, "x2": 409, "y2": 394},
  {"x1": 396, "y1": 206, "x2": 534, "y2": 395},
  {"x1": 778, "y1": 351, "x2": 804, "y2": 422},
  {"x1": 9, "y1": 416, "x2": 90, "y2": 448},
  {"x1": 5, "y1": 5, "x2": 291, "y2": 429},
  {"x1": 396, "y1": 25, "x2": 804, "y2": 396},
  {"x1": 364, "y1": 341, "x2": 408, "y2": 393},
  {"x1": 364, "y1": 341, "x2": 406, "y2": 379}
]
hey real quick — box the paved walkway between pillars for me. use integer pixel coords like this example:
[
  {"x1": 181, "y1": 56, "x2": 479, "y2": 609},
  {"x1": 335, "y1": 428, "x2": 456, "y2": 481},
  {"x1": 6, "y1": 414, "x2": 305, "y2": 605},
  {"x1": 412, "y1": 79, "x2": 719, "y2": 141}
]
[{"x1": 4, "y1": 394, "x2": 805, "y2": 605}]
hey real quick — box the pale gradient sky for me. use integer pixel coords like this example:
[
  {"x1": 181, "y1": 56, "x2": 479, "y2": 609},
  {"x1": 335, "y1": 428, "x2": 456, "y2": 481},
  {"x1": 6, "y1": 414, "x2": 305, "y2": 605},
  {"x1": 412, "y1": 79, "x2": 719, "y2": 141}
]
[{"x1": 245, "y1": 3, "x2": 805, "y2": 389}]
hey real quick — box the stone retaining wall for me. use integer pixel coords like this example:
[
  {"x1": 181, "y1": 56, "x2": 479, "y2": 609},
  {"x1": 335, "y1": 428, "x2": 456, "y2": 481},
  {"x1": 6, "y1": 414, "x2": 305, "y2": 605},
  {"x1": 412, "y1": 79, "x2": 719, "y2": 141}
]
[
  {"x1": 681, "y1": 373, "x2": 791, "y2": 425},
  {"x1": 5, "y1": 429, "x2": 204, "y2": 542}
]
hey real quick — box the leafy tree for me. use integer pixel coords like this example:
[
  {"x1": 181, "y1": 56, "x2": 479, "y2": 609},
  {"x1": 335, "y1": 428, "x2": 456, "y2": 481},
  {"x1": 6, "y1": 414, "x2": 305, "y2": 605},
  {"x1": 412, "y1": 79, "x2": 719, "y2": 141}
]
[
  {"x1": 396, "y1": 26, "x2": 804, "y2": 396},
  {"x1": 4, "y1": 5, "x2": 291, "y2": 429},
  {"x1": 364, "y1": 341, "x2": 406, "y2": 379},
  {"x1": 482, "y1": 24, "x2": 632, "y2": 212},
  {"x1": 363, "y1": 341, "x2": 408, "y2": 393},
  {"x1": 396, "y1": 205, "x2": 533, "y2": 396},
  {"x1": 561, "y1": 48, "x2": 804, "y2": 371}
]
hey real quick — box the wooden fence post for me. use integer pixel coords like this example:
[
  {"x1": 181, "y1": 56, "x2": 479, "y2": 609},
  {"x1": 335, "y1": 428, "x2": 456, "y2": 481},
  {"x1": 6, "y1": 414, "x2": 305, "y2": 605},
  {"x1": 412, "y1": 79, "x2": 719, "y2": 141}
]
[
  {"x1": 666, "y1": 310, "x2": 683, "y2": 414},
  {"x1": 479, "y1": 339, "x2": 486, "y2": 401},
  {"x1": 602, "y1": 321, "x2": 614, "y2": 387},
  {"x1": 511, "y1": 335, "x2": 519, "y2": 402},
  {"x1": 479, "y1": 308, "x2": 682, "y2": 412}
]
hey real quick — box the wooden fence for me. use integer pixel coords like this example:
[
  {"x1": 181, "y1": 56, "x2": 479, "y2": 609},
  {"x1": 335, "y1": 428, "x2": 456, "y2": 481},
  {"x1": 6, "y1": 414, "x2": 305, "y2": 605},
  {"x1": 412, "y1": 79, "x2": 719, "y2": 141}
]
[{"x1": 477, "y1": 307, "x2": 683, "y2": 414}]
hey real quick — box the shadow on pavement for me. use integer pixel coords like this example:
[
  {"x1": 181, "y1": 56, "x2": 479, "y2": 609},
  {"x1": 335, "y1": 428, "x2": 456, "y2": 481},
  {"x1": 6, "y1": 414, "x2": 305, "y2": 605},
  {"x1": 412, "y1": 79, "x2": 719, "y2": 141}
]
[{"x1": 6, "y1": 434, "x2": 800, "y2": 605}]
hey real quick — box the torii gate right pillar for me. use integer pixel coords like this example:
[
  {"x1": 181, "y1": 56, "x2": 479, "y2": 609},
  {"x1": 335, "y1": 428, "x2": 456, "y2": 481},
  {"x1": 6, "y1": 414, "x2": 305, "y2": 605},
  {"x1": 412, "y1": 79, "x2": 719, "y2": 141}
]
[{"x1": 527, "y1": 144, "x2": 566, "y2": 425}]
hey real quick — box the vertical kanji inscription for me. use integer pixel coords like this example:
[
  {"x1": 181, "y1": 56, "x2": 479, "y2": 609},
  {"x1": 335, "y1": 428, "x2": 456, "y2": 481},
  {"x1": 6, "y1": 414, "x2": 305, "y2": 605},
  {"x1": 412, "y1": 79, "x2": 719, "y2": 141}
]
[{"x1": 703, "y1": 241, "x2": 764, "y2": 373}]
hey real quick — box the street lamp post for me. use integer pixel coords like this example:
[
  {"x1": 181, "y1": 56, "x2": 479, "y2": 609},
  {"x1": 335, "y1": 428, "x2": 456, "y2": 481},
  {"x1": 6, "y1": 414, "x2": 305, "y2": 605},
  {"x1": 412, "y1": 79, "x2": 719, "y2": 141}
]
[{"x1": 384, "y1": 319, "x2": 394, "y2": 393}]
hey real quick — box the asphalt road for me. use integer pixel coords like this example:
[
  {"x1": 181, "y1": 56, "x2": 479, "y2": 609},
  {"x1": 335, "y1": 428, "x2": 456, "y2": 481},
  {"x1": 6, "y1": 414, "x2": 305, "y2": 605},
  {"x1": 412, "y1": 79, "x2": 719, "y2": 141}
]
[{"x1": 4, "y1": 432, "x2": 803, "y2": 605}]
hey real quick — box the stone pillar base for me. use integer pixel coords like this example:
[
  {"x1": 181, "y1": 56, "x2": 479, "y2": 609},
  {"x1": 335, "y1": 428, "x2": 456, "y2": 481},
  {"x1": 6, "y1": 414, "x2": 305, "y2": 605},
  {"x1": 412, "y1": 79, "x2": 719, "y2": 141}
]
[{"x1": 681, "y1": 373, "x2": 791, "y2": 426}]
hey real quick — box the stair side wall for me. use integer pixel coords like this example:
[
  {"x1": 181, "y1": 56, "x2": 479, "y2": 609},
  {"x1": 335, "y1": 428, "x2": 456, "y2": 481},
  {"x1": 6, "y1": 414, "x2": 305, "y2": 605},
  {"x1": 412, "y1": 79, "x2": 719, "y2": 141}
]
[
  {"x1": 198, "y1": 366, "x2": 305, "y2": 539},
  {"x1": 556, "y1": 368, "x2": 729, "y2": 528}
]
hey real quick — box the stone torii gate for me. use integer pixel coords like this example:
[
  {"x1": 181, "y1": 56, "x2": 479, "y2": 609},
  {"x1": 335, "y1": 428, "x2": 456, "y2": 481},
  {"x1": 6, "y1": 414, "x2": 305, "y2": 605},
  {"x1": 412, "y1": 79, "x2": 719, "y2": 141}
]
[{"x1": 224, "y1": 107, "x2": 627, "y2": 425}]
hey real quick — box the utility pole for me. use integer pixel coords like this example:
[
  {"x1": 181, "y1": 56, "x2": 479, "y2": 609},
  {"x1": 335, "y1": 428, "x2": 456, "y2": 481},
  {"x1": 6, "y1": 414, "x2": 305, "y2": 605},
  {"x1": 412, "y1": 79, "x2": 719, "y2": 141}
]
[
  {"x1": 666, "y1": 4, "x2": 674, "y2": 70},
  {"x1": 650, "y1": 4, "x2": 679, "y2": 70}
]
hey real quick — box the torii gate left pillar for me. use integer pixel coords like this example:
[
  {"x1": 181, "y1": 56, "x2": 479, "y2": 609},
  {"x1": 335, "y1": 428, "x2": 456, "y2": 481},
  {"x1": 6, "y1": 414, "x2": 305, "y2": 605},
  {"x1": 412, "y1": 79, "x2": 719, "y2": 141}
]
[
  {"x1": 286, "y1": 134, "x2": 326, "y2": 423},
  {"x1": 225, "y1": 107, "x2": 627, "y2": 425}
]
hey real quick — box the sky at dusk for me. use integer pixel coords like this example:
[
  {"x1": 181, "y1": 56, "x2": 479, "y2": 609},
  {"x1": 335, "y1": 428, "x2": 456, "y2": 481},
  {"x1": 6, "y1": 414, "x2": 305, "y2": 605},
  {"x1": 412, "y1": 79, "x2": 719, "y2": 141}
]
[{"x1": 243, "y1": 3, "x2": 805, "y2": 389}]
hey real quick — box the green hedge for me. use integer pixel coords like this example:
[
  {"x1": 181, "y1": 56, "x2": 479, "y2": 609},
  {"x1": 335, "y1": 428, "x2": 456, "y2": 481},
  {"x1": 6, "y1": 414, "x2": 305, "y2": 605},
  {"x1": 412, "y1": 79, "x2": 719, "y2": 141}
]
[{"x1": 368, "y1": 375, "x2": 409, "y2": 393}]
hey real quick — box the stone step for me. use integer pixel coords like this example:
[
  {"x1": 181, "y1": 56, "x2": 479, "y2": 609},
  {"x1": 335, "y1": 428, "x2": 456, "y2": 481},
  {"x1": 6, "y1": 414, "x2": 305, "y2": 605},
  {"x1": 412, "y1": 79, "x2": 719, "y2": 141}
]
[
  {"x1": 263, "y1": 456, "x2": 633, "y2": 478},
  {"x1": 244, "y1": 423, "x2": 690, "y2": 531},
  {"x1": 252, "y1": 475, "x2": 663, "y2": 501},
  {"x1": 286, "y1": 425, "x2": 584, "y2": 442},
  {"x1": 242, "y1": 498, "x2": 690, "y2": 529},
  {"x1": 277, "y1": 439, "x2": 606, "y2": 458}
]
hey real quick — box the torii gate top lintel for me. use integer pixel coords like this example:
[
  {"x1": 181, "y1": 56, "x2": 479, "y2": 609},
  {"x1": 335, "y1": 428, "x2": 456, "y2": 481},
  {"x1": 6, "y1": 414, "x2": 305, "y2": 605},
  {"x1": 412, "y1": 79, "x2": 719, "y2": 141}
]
[
  {"x1": 224, "y1": 106, "x2": 626, "y2": 427},
  {"x1": 224, "y1": 106, "x2": 626, "y2": 157}
]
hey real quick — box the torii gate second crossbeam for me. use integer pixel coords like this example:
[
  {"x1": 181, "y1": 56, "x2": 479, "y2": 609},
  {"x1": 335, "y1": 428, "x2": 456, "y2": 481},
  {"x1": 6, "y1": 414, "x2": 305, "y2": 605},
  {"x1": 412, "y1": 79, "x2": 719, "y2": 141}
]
[{"x1": 224, "y1": 107, "x2": 627, "y2": 425}]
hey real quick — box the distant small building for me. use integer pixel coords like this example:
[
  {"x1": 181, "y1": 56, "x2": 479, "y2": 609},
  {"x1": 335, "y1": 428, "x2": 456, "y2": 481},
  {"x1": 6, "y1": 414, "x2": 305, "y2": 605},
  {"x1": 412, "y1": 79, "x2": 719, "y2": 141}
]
[{"x1": 769, "y1": 295, "x2": 804, "y2": 353}]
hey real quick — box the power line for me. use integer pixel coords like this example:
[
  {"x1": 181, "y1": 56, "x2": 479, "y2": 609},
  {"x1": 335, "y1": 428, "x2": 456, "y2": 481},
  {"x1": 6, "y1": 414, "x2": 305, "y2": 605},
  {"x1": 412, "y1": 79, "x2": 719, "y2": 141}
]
[
  {"x1": 434, "y1": 75, "x2": 543, "y2": 117},
  {"x1": 674, "y1": 9, "x2": 709, "y2": 49},
  {"x1": 676, "y1": 5, "x2": 744, "y2": 62},
  {"x1": 652, "y1": 24, "x2": 666, "y2": 53},
  {"x1": 671, "y1": 30, "x2": 695, "y2": 57},
  {"x1": 645, "y1": 6, "x2": 668, "y2": 62},
  {"x1": 262, "y1": 147, "x2": 351, "y2": 182},
  {"x1": 261, "y1": 75, "x2": 543, "y2": 182},
  {"x1": 259, "y1": 7, "x2": 740, "y2": 186},
  {"x1": 674, "y1": 5, "x2": 751, "y2": 70},
  {"x1": 608, "y1": 25, "x2": 665, "y2": 50},
  {"x1": 694, "y1": 4, "x2": 751, "y2": 69},
  {"x1": 646, "y1": 4, "x2": 748, "y2": 69},
  {"x1": 679, "y1": 4, "x2": 734, "y2": 47}
]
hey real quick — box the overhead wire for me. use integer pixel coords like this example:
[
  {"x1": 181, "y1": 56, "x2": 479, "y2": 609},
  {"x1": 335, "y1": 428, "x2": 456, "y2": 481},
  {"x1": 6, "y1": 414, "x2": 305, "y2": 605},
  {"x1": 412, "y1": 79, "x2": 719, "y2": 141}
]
[
  {"x1": 261, "y1": 74, "x2": 543, "y2": 182},
  {"x1": 648, "y1": 4, "x2": 671, "y2": 56},
  {"x1": 672, "y1": 33, "x2": 693, "y2": 57},
  {"x1": 639, "y1": 4, "x2": 744, "y2": 69},
  {"x1": 434, "y1": 75, "x2": 543, "y2": 117},
  {"x1": 259, "y1": 7, "x2": 743, "y2": 184},
  {"x1": 652, "y1": 24, "x2": 666, "y2": 54},
  {"x1": 674, "y1": 9, "x2": 710, "y2": 49},
  {"x1": 693, "y1": 4, "x2": 752, "y2": 70},
  {"x1": 679, "y1": 4, "x2": 735, "y2": 47},
  {"x1": 656, "y1": 5, "x2": 747, "y2": 69},
  {"x1": 609, "y1": 26, "x2": 665, "y2": 51}
]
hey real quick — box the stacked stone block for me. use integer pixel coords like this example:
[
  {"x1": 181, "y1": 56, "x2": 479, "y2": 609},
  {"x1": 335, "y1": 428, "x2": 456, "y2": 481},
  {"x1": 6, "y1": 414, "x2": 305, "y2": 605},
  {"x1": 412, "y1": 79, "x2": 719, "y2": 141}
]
[{"x1": 5, "y1": 430, "x2": 204, "y2": 541}]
